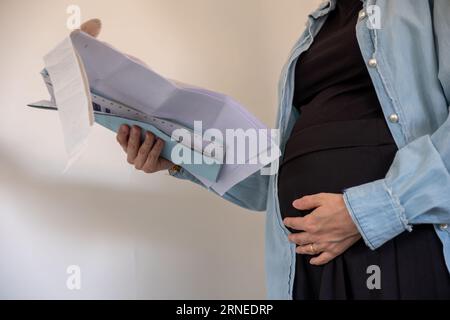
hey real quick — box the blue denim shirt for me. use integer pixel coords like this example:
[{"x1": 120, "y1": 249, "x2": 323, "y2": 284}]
[{"x1": 172, "y1": 0, "x2": 450, "y2": 299}]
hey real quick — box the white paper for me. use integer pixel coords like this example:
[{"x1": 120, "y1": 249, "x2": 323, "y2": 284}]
[
  {"x1": 43, "y1": 36, "x2": 94, "y2": 168},
  {"x1": 43, "y1": 31, "x2": 280, "y2": 194}
]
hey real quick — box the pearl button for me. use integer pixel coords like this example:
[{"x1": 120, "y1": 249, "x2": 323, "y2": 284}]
[
  {"x1": 358, "y1": 10, "x2": 367, "y2": 20},
  {"x1": 440, "y1": 224, "x2": 449, "y2": 231},
  {"x1": 388, "y1": 114, "x2": 400, "y2": 123},
  {"x1": 368, "y1": 58, "x2": 378, "y2": 68}
]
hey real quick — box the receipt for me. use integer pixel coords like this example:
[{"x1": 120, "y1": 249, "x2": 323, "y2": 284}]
[{"x1": 43, "y1": 34, "x2": 94, "y2": 169}]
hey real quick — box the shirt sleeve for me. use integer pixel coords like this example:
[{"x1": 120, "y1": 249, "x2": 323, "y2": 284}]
[
  {"x1": 343, "y1": 0, "x2": 450, "y2": 250},
  {"x1": 170, "y1": 167, "x2": 269, "y2": 212}
]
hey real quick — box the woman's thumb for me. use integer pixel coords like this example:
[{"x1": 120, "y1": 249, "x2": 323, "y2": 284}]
[{"x1": 80, "y1": 19, "x2": 102, "y2": 38}]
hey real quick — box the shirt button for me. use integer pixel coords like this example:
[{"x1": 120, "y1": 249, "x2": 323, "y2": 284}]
[
  {"x1": 358, "y1": 10, "x2": 367, "y2": 20},
  {"x1": 368, "y1": 58, "x2": 378, "y2": 68},
  {"x1": 440, "y1": 224, "x2": 449, "y2": 231},
  {"x1": 388, "y1": 113, "x2": 400, "y2": 123}
]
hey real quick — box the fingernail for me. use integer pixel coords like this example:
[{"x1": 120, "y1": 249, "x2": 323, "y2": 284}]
[{"x1": 293, "y1": 199, "x2": 302, "y2": 207}]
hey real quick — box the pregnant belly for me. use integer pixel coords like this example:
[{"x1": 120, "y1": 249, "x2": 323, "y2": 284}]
[{"x1": 277, "y1": 118, "x2": 397, "y2": 231}]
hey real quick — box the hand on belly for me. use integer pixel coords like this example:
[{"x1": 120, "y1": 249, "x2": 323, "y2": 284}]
[{"x1": 283, "y1": 193, "x2": 361, "y2": 266}]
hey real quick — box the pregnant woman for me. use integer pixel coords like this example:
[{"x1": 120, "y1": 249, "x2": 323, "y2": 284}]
[{"x1": 112, "y1": 0, "x2": 450, "y2": 299}]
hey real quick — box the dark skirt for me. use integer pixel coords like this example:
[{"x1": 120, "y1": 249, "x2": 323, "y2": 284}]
[{"x1": 277, "y1": 118, "x2": 450, "y2": 300}]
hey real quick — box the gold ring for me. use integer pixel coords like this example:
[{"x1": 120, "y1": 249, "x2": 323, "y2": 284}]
[{"x1": 310, "y1": 243, "x2": 316, "y2": 254}]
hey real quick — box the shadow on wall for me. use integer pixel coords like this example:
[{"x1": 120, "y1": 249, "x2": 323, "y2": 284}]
[{"x1": 0, "y1": 150, "x2": 266, "y2": 299}]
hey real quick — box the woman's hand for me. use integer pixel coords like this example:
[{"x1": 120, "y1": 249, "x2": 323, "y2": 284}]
[
  {"x1": 81, "y1": 21, "x2": 173, "y2": 174},
  {"x1": 80, "y1": 19, "x2": 102, "y2": 38},
  {"x1": 116, "y1": 125, "x2": 174, "y2": 173},
  {"x1": 283, "y1": 193, "x2": 361, "y2": 266}
]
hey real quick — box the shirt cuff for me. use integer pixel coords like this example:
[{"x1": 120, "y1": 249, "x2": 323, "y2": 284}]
[
  {"x1": 169, "y1": 166, "x2": 187, "y2": 179},
  {"x1": 343, "y1": 179, "x2": 412, "y2": 250}
]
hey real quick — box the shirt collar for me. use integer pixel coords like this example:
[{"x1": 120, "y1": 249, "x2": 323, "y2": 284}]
[{"x1": 309, "y1": 0, "x2": 367, "y2": 19}]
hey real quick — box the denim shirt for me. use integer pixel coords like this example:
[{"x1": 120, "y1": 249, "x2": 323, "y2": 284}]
[{"x1": 172, "y1": 0, "x2": 450, "y2": 299}]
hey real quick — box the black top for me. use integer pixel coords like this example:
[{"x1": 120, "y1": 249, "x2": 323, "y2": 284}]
[{"x1": 291, "y1": 0, "x2": 384, "y2": 133}]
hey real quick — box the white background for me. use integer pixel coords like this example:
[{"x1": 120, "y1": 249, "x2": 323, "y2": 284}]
[{"x1": 0, "y1": 0, "x2": 319, "y2": 299}]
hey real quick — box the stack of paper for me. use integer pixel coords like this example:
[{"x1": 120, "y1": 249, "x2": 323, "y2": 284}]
[{"x1": 29, "y1": 31, "x2": 280, "y2": 195}]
